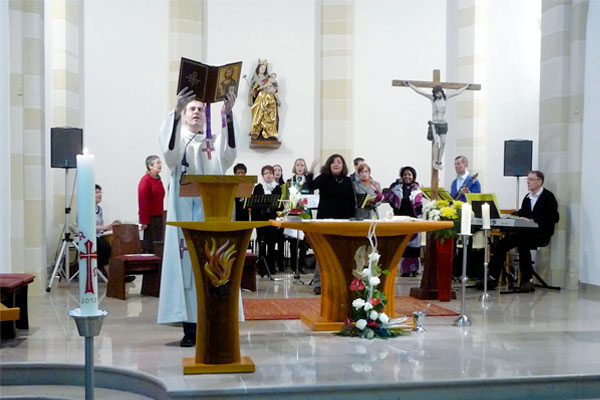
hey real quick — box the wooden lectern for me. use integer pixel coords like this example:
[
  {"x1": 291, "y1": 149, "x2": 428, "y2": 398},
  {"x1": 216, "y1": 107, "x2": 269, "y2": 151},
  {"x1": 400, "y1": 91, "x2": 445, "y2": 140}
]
[{"x1": 169, "y1": 175, "x2": 269, "y2": 374}]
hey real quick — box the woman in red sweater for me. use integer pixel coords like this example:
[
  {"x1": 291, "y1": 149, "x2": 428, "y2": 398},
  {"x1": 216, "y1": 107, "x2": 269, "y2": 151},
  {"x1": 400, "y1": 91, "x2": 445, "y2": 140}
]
[{"x1": 138, "y1": 155, "x2": 166, "y2": 253}]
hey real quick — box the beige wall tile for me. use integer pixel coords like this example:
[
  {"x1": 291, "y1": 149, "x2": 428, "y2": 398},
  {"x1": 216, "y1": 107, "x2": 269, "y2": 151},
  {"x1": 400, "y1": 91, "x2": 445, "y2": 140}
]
[
  {"x1": 10, "y1": 73, "x2": 24, "y2": 107},
  {"x1": 53, "y1": 69, "x2": 79, "y2": 92},
  {"x1": 11, "y1": 154, "x2": 24, "y2": 201},
  {"x1": 170, "y1": 0, "x2": 203, "y2": 22},
  {"x1": 540, "y1": 30, "x2": 570, "y2": 62},
  {"x1": 171, "y1": 19, "x2": 203, "y2": 35},
  {"x1": 21, "y1": 0, "x2": 43, "y2": 15},
  {"x1": 542, "y1": 0, "x2": 571, "y2": 14},
  {"x1": 24, "y1": 108, "x2": 43, "y2": 131},
  {"x1": 539, "y1": 95, "x2": 583, "y2": 126},
  {"x1": 321, "y1": 79, "x2": 352, "y2": 100},
  {"x1": 23, "y1": 37, "x2": 44, "y2": 76},
  {"x1": 322, "y1": 21, "x2": 353, "y2": 35},
  {"x1": 24, "y1": 200, "x2": 44, "y2": 247},
  {"x1": 322, "y1": 4, "x2": 352, "y2": 21},
  {"x1": 321, "y1": 99, "x2": 352, "y2": 120},
  {"x1": 458, "y1": 6, "x2": 476, "y2": 28},
  {"x1": 10, "y1": 237, "x2": 24, "y2": 272}
]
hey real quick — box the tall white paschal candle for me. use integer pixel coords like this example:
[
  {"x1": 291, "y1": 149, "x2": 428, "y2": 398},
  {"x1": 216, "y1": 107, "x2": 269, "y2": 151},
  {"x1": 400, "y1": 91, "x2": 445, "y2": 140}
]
[
  {"x1": 481, "y1": 203, "x2": 491, "y2": 230},
  {"x1": 76, "y1": 150, "x2": 98, "y2": 315},
  {"x1": 460, "y1": 203, "x2": 472, "y2": 235}
]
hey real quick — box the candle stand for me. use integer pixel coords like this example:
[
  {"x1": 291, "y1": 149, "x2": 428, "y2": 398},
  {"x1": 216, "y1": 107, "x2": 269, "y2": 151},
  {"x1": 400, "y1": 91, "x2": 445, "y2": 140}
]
[
  {"x1": 479, "y1": 229, "x2": 491, "y2": 303},
  {"x1": 69, "y1": 309, "x2": 108, "y2": 400},
  {"x1": 453, "y1": 234, "x2": 472, "y2": 327}
]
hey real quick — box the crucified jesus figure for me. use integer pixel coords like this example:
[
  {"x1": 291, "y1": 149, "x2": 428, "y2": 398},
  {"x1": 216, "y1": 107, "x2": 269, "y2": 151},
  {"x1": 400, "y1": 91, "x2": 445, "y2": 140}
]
[{"x1": 405, "y1": 82, "x2": 470, "y2": 171}]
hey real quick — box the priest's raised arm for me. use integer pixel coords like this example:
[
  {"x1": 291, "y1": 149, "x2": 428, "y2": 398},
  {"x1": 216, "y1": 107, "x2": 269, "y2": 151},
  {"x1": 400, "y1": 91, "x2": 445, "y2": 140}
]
[{"x1": 158, "y1": 89, "x2": 238, "y2": 175}]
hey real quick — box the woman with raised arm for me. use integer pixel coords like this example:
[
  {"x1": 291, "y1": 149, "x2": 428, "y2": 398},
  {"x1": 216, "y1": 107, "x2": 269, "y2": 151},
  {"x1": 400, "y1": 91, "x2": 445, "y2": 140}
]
[{"x1": 307, "y1": 154, "x2": 356, "y2": 294}]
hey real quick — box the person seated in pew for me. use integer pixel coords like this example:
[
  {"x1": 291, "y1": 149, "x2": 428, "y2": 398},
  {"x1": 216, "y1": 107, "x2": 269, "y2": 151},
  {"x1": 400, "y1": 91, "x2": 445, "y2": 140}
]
[
  {"x1": 479, "y1": 170, "x2": 559, "y2": 292},
  {"x1": 94, "y1": 184, "x2": 130, "y2": 282}
]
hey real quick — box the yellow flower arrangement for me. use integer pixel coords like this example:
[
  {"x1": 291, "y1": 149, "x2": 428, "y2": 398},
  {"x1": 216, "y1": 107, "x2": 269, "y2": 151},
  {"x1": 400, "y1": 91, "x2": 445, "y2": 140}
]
[{"x1": 423, "y1": 200, "x2": 464, "y2": 241}]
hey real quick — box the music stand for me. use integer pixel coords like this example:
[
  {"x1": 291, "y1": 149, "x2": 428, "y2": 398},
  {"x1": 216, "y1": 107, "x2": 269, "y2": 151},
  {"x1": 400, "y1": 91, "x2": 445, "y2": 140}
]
[
  {"x1": 465, "y1": 193, "x2": 502, "y2": 219},
  {"x1": 245, "y1": 193, "x2": 283, "y2": 282},
  {"x1": 421, "y1": 187, "x2": 453, "y2": 201}
]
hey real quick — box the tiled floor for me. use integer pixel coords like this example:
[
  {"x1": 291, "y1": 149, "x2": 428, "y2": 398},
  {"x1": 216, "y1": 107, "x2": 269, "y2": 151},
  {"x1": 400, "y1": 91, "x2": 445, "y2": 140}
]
[{"x1": 2, "y1": 272, "x2": 600, "y2": 399}]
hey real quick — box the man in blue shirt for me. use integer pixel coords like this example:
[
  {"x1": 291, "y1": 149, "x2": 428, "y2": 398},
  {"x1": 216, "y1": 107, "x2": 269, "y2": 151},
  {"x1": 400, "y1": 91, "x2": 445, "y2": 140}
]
[{"x1": 450, "y1": 155, "x2": 481, "y2": 201}]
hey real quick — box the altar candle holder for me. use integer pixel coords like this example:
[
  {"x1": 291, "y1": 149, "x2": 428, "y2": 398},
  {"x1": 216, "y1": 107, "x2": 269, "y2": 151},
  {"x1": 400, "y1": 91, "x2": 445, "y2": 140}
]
[{"x1": 453, "y1": 234, "x2": 472, "y2": 327}]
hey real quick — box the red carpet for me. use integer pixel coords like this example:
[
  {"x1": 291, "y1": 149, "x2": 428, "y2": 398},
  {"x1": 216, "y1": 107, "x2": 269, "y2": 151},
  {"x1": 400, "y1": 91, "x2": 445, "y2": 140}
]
[{"x1": 242, "y1": 296, "x2": 458, "y2": 321}]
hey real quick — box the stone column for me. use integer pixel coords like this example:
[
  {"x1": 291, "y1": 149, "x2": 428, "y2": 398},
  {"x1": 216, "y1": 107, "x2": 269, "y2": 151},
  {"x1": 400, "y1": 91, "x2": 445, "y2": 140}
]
[
  {"x1": 169, "y1": 0, "x2": 205, "y2": 106},
  {"x1": 47, "y1": 0, "x2": 83, "y2": 282},
  {"x1": 539, "y1": 0, "x2": 588, "y2": 289},
  {"x1": 8, "y1": 0, "x2": 46, "y2": 287},
  {"x1": 448, "y1": 0, "x2": 486, "y2": 184},
  {"x1": 319, "y1": 0, "x2": 354, "y2": 163}
]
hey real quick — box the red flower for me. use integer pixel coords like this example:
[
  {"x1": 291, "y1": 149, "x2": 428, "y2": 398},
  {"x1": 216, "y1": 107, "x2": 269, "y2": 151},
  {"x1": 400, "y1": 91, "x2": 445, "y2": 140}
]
[
  {"x1": 369, "y1": 297, "x2": 381, "y2": 306},
  {"x1": 367, "y1": 320, "x2": 379, "y2": 328},
  {"x1": 350, "y1": 278, "x2": 365, "y2": 291},
  {"x1": 300, "y1": 198, "x2": 308, "y2": 205}
]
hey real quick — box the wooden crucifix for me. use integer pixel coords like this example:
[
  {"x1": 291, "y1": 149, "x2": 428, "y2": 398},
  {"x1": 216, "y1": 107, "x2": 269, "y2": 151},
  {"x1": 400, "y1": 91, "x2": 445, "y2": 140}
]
[{"x1": 392, "y1": 69, "x2": 481, "y2": 201}]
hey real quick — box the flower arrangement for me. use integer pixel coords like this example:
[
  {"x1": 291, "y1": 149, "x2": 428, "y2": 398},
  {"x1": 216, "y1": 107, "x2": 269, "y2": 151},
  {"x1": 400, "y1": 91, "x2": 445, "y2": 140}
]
[
  {"x1": 338, "y1": 224, "x2": 412, "y2": 339},
  {"x1": 279, "y1": 184, "x2": 311, "y2": 220},
  {"x1": 423, "y1": 200, "x2": 463, "y2": 242}
]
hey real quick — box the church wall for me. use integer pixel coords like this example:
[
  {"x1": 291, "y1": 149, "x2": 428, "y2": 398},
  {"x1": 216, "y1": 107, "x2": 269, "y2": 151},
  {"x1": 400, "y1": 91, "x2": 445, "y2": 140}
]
[
  {"x1": 446, "y1": 0, "x2": 541, "y2": 210},
  {"x1": 205, "y1": 0, "x2": 318, "y2": 183},
  {"x1": 354, "y1": 0, "x2": 448, "y2": 205},
  {"x1": 83, "y1": 0, "x2": 169, "y2": 225},
  {"x1": 1, "y1": 1, "x2": 10, "y2": 272},
  {"x1": 580, "y1": 0, "x2": 600, "y2": 286}
]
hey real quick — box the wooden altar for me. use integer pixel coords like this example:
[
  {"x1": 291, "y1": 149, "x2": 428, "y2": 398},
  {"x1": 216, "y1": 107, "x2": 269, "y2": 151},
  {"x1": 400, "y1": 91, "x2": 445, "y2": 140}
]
[{"x1": 271, "y1": 220, "x2": 453, "y2": 331}]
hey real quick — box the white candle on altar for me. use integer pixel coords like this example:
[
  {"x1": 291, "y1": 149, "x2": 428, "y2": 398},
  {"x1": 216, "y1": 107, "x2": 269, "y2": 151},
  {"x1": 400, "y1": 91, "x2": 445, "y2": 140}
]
[
  {"x1": 460, "y1": 203, "x2": 472, "y2": 235},
  {"x1": 481, "y1": 202, "x2": 491, "y2": 230},
  {"x1": 76, "y1": 149, "x2": 98, "y2": 316}
]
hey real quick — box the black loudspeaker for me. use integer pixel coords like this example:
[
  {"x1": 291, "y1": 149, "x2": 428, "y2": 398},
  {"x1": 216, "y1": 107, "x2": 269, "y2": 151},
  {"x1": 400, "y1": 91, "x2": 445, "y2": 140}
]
[
  {"x1": 504, "y1": 140, "x2": 532, "y2": 177},
  {"x1": 50, "y1": 127, "x2": 83, "y2": 169}
]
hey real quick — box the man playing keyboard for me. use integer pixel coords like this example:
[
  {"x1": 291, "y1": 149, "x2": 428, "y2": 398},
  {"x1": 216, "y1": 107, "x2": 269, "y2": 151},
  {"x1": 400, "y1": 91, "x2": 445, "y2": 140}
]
[{"x1": 482, "y1": 171, "x2": 559, "y2": 292}]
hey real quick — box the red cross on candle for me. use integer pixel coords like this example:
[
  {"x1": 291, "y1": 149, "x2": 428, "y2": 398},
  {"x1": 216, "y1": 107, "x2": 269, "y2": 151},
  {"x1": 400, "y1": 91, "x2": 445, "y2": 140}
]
[
  {"x1": 179, "y1": 238, "x2": 188, "y2": 259},
  {"x1": 80, "y1": 239, "x2": 97, "y2": 294},
  {"x1": 201, "y1": 140, "x2": 215, "y2": 160}
]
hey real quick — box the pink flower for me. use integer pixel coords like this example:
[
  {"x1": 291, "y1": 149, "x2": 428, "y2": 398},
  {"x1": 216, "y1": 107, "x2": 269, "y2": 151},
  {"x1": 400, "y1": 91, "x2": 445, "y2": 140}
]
[
  {"x1": 367, "y1": 320, "x2": 379, "y2": 328},
  {"x1": 369, "y1": 297, "x2": 381, "y2": 306},
  {"x1": 350, "y1": 278, "x2": 365, "y2": 291}
]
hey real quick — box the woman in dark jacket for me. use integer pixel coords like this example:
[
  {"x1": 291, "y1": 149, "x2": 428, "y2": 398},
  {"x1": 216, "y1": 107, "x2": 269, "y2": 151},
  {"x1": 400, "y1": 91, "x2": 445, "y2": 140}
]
[
  {"x1": 308, "y1": 154, "x2": 356, "y2": 293},
  {"x1": 310, "y1": 154, "x2": 356, "y2": 220}
]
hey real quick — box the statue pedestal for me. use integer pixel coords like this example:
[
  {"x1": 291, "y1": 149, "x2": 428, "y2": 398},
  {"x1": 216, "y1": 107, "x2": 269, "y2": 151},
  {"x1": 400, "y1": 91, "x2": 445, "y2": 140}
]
[{"x1": 249, "y1": 139, "x2": 281, "y2": 149}]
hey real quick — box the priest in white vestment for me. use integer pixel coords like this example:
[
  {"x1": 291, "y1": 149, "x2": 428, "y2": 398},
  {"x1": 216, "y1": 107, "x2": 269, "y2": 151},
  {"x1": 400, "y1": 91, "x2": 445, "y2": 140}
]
[{"x1": 157, "y1": 89, "x2": 238, "y2": 347}]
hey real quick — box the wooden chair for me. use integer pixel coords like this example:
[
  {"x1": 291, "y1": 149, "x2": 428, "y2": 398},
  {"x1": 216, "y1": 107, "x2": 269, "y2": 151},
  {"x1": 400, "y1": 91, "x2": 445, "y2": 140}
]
[
  {"x1": 0, "y1": 273, "x2": 35, "y2": 339},
  {"x1": 106, "y1": 224, "x2": 162, "y2": 300}
]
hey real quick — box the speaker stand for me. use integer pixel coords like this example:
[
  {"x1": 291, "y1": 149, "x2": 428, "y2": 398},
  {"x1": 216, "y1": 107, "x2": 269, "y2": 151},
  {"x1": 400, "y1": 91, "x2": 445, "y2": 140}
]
[
  {"x1": 47, "y1": 169, "x2": 74, "y2": 292},
  {"x1": 515, "y1": 176, "x2": 521, "y2": 210}
]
